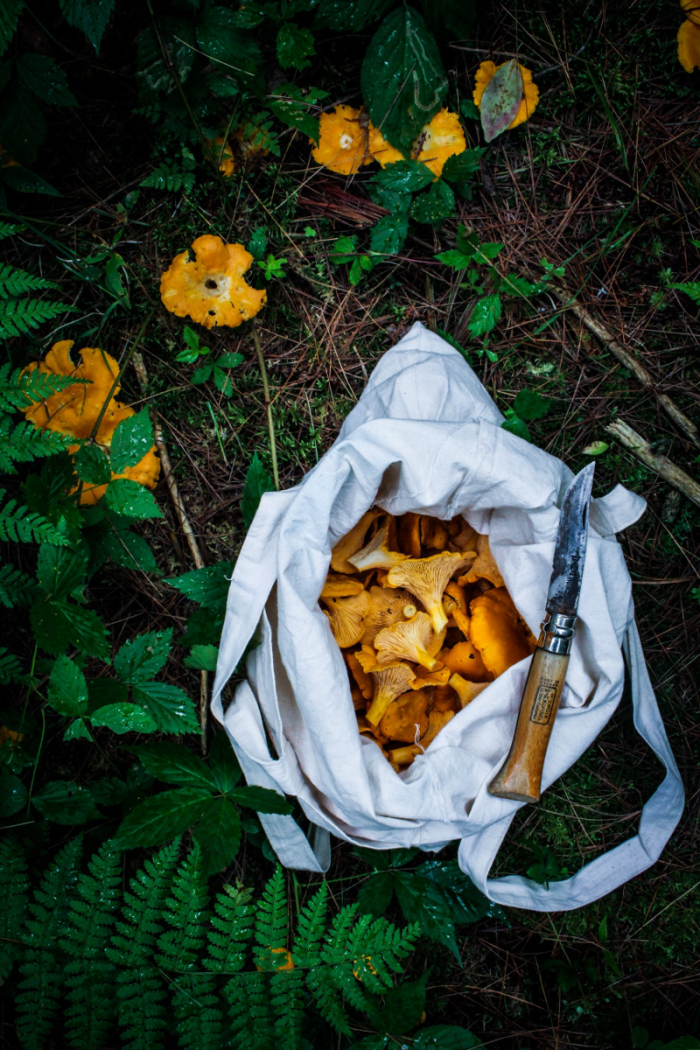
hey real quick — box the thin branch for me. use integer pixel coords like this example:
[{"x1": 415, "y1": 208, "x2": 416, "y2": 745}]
[{"x1": 605, "y1": 419, "x2": 700, "y2": 510}]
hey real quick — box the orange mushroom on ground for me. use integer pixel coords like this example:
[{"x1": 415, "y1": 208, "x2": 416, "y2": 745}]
[
  {"x1": 413, "y1": 109, "x2": 466, "y2": 178},
  {"x1": 160, "y1": 234, "x2": 266, "y2": 330},
  {"x1": 311, "y1": 105, "x2": 373, "y2": 175}
]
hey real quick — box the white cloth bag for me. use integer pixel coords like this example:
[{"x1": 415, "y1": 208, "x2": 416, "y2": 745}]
[{"x1": 212, "y1": 322, "x2": 684, "y2": 911}]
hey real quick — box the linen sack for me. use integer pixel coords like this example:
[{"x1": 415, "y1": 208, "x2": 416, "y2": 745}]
[{"x1": 212, "y1": 321, "x2": 684, "y2": 911}]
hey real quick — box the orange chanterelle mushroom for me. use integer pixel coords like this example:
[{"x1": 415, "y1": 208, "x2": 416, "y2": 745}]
[
  {"x1": 311, "y1": 105, "x2": 373, "y2": 175},
  {"x1": 160, "y1": 234, "x2": 266, "y2": 329}
]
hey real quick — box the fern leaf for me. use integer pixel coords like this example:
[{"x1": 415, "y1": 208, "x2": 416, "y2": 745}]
[
  {"x1": 0, "y1": 646, "x2": 24, "y2": 682},
  {"x1": 0, "y1": 222, "x2": 24, "y2": 241},
  {"x1": 305, "y1": 964, "x2": 352, "y2": 1037},
  {"x1": 140, "y1": 162, "x2": 195, "y2": 194},
  {"x1": 171, "y1": 974, "x2": 224, "y2": 1050},
  {"x1": 0, "y1": 297, "x2": 71, "y2": 341},
  {"x1": 670, "y1": 281, "x2": 700, "y2": 304},
  {"x1": 227, "y1": 971, "x2": 275, "y2": 1050},
  {"x1": 0, "y1": 419, "x2": 71, "y2": 474},
  {"x1": 0, "y1": 489, "x2": 69, "y2": 545},
  {"x1": 0, "y1": 838, "x2": 29, "y2": 984},
  {"x1": 271, "y1": 968, "x2": 305, "y2": 1049},
  {"x1": 254, "y1": 866, "x2": 289, "y2": 966},
  {"x1": 205, "y1": 883, "x2": 255, "y2": 974},
  {"x1": 0, "y1": 563, "x2": 36, "y2": 608},
  {"x1": 62, "y1": 839, "x2": 122, "y2": 1050},
  {"x1": 108, "y1": 838, "x2": 180, "y2": 1050},
  {"x1": 16, "y1": 837, "x2": 83, "y2": 1050},
  {"x1": 293, "y1": 882, "x2": 328, "y2": 964},
  {"x1": 0, "y1": 261, "x2": 55, "y2": 299},
  {"x1": 158, "y1": 840, "x2": 210, "y2": 973},
  {"x1": 0, "y1": 362, "x2": 81, "y2": 412}
]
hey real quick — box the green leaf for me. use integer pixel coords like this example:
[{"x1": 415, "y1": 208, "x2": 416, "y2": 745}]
[
  {"x1": 196, "y1": 5, "x2": 262, "y2": 85},
  {"x1": 247, "y1": 228, "x2": 268, "y2": 259},
  {"x1": 513, "y1": 389, "x2": 551, "y2": 420},
  {"x1": 500, "y1": 409, "x2": 530, "y2": 442},
  {"x1": 330, "y1": 235, "x2": 358, "y2": 264},
  {"x1": 268, "y1": 82, "x2": 326, "y2": 142},
  {"x1": 48, "y1": 654, "x2": 88, "y2": 717},
  {"x1": 94, "y1": 524, "x2": 159, "y2": 574},
  {"x1": 582, "y1": 440, "x2": 609, "y2": 456},
  {"x1": 241, "y1": 452, "x2": 274, "y2": 529},
  {"x1": 89, "y1": 703, "x2": 158, "y2": 734},
  {"x1": 0, "y1": 0, "x2": 24, "y2": 58},
  {"x1": 208, "y1": 730, "x2": 241, "y2": 793},
  {"x1": 349, "y1": 256, "x2": 372, "y2": 285},
  {"x1": 441, "y1": 147, "x2": 484, "y2": 196},
  {"x1": 30, "y1": 600, "x2": 110, "y2": 660},
  {"x1": 480, "y1": 58, "x2": 523, "y2": 143},
  {"x1": 73, "y1": 442, "x2": 112, "y2": 485},
  {"x1": 0, "y1": 772, "x2": 27, "y2": 817},
  {"x1": 0, "y1": 164, "x2": 60, "y2": 196},
  {"x1": 16, "y1": 53, "x2": 76, "y2": 105},
  {"x1": 313, "y1": 0, "x2": 394, "y2": 32},
  {"x1": 468, "y1": 293, "x2": 502, "y2": 337},
  {"x1": 109, "y1": 409, "x2": 154, "y2": 473},
  {"x1": 370, "y1": 214, "x2": 409, "y2": 255},
  {"x1": 59, "y1": 0, "x2": 115, "y2": 53},
  {"x1": 461, "y1": 99, "x2": 480, "y2": 120},
  {"x1": 36, "y1": 543, "x2": 87, "y2": 601},
  {"x1": 132, "y1": 682, "x2": 200, "y2": 734},
  {"x1": 435, "y1": 249, "x2": 473, "y2": 271},
  {"x1": 103, "y1": 478, "x2": 162, "y2": 519},
  {"x1": 191, "y1": 796, "x2": 241, "y2": 876},
  {"x1": 393, "y1": 871, "x2": 461, "y2": 961},
  {"x1": 165, "y1": 562, "x2": 234, "y2": 607},
  {"x1": 115, "y1": 787, "x2": 212, "y2": 848},
  {"x1": 410, "y1": 180, "x2": 455, "y2": 225},
  {"x1": 276, "y1": 23, "x2": 315, "y2": 71},
  {"x1": 226, "y1": 785, "x2": 293, "y2": 815},
  {"x1": 126, "y1": 742, "x2": 217, "y2": 791},
  {"x1": 371, "y1": 970, "x2": 428, "y2": 1036},
  {"x1": 414, "y1": 1027, "x2": 484, "y2": 1049},
  {"x1": 361, "y1": 6, "x2": 447, "y2": 157},
  {"x1": 114, "y1": 629, "x2": 172, "y2": 684},
  {"x1": 415, "y1": 860, "x2": 503, "y2": 924},
  {"x1": 357, "y1": 871, "x2": 395, "y2": 916},
  {"x1": 372, "y1": 159, "x2": 433, "y2": 195},
  {"x1": 63, "y1": 718, "x2": 92, "y2": 741},
  {"x1": 32, "y1": 780, "x2": 102, "y2": 824},
  {"x1": 183, "y1": 644, "x2": 219, "y2": 672}
]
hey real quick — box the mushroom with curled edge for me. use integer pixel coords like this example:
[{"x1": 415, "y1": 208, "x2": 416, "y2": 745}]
[
  {"x1": 321, "y1": 590, "x2": 371, "y2": 648},
  {"x1": 439, "y1": 640, "x2": 490, "y2": 682},
  {"x1": 321, "y1": 573, "x2": 366, "y2": 599},
  {"x1": 359, "y1": 586, "x2": 417, "y2": 645},
  {"x1": 469, "y1": 588, "x2": 535, "y2": 678},
  {"x1": 374, "y1": 612, "x2": 445, "y2": 672},
  {"x1": 365, "y1": 663, "x2": 416, "y2": 726},
  {"x1": 330, "y1": 509, "x2": 381, "y2": 573},
  {"x1": 387, "y1": 552, "x2": 473, "y2": 635},
  {"x1": 378, "y1": 688, "x2": 430, "y2": 742},
  {"x1": 458, "y1": 534, "x2": 504, "y2": 588},
  {"x1": 347, "y1": 523, "x2": 410, "y2": 572}
]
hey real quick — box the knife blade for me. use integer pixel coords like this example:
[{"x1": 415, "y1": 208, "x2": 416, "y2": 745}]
[{"x1": 488, "y1": 463, "x2": 595, "y2": 803}]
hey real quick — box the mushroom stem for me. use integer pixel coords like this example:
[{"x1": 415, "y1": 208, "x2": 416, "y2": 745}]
[{"x1": 252, "y1": 322, "x2": 279, "y2": 491}]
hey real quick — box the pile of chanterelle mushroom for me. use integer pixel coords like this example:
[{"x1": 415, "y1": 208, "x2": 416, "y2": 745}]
[{"x1": 321, "y1": 509, "x2": 536, "y2": 771}]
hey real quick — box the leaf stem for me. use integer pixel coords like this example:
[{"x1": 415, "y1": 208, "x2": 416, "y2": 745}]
[{"x1": 251, "y1": 323, "x2": 279, "y2": 491}]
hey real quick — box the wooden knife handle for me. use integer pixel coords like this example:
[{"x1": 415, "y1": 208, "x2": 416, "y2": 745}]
[{"x1": 488, "y1": 647, "x2": 570, "y2": 803}]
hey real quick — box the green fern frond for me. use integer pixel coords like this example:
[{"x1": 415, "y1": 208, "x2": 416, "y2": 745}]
[
  {"x1": 16, "y1": 836, "x2": 83, "y2": 1050},
  {"x1": 171, "y1": 974, "x2": 224, "y2": 1050},
  {"x1": 293, "y1": 882, "x2": 328, "y2": 964},
  {"x1": 228, "y1": 971, "x2": 275, "y2": 1050},
  {"x1": 0, "y1": 489, "x2": 69, "y2": 545},
  {"x1": 0, "y1": 838, "x2": 29, "y2": 984},
  {"x1": 140, "y1": 162, "x2": 195, "y2": 194},
  {"x1": 158, "y1": 840, "x2": 210, "y2": 972},
  {"x1": 108, "y1": 838, "x2": 180, "y2": 1050},
  {"x1": 305, "y1": 963, "x2": 352, "y2": 1037},
  {"x1": 670, "y1": 281, "x2": 700, "y2": 304},
  {"x1": 0, "y1": 261, "x2": 56, "y2": 299},
  {"x1": 254, "y1": 865, "x2": 289, "y2": 965},
  {"x1": 0, "y1": 646, "x2": 24, "y2": 682},
  {"x1": 62, "y1": 839, "x2": 122, "y2": 1050},
  {"x1": 0, "y1": 222, "x2": 24, "y2": 241},
  {"x1": 0, "y1": 362, "x2": 81, "y2": 412},
  {"x1": 0, "y1": 419, "x2": 72, "y2": 474},
  {"x1": 0, "y1": 563, "x2": 36, "y2": 607},
  {"x1": 205, "y1": 883, "x2": 255, "y2": 974},
  {"x1": 271, "y1": 968, "x2": 305, "y2": 1050},
  {"x1": 0, "y1": 297, "x2": 72, "y2": 341}
]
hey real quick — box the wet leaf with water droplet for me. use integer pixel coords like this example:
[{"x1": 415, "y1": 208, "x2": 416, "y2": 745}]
[{"x1": 480, "y1": 58, "x2": 523, "y2": 143}]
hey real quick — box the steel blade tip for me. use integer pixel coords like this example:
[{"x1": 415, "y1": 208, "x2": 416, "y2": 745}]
[{"x1": 546, "y1": 463, "x2": 596, "y2": 617}]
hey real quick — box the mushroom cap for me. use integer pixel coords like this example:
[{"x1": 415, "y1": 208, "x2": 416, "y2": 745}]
[
  {"x1": 367, "y1": 122, "x2": 406, "y2": 167},
  {"x1": 388, "y1": 743, "x2": 422, "y2": 769},
  {"x1": 160, "y1": 234, "x2": 266, "y2": 329},
  {"x1": 413, "y1": 109, "x2": 466, "y2": 178},
  {"x1": 473, "y1": 61, "x2": 539, "y2": 130},
  {"x1": 459, "y1": 534, "x2": 504, "y2": 588},
  {"x1": 387, "y1": 551, "x2": 472, "y2": 634},
  {"x1": 330, "y1": 509, "x2": 380, "y2": 573},
  {"x1": 439, "y1": 640, "x2": 490, "y2": 682},
  {"x1": 366, "y1": 663, "x2": 416, "y2": 726},
  {"x1": 347, "y1": 523, "x2": 410, "y2": 572},
  {"x1": 681, "y1": 0, "x2": 700, "y2": 25},
  {"x1": 359, "y1": 586, "x2": 416, "y2": 645},
  {"x1": 420, "y1": 708, "x2": 455, "y2": 748},
  {"x1": 448, "y1": 674, "x2": 490, "y2": 709},
  {"x1": 321, "y1": 590, "x2": 372, "y2": 648},
  {"x1": 469, "y1": 587, "x2": 535, "y2": 677},
  {"x1": 207, "y1": 135, "x2": 235, "y2": 177},
  {"x1": 678, "y1": 17, "x2": 700, "y2": 71},
  {"x1": 311, "y1": 106, "x2": 373, "y2": 175},
  {"x1": 374, "y1": 611, "x2": 445, "y2": 671},
  {"x1": 321, "y1": 573, "x2": 366, "y2": 599},
  {"x1": 379, "y1": 687, "x2": 430, "y2": 742}
]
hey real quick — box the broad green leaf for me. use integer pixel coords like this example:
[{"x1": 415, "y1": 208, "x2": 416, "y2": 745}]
[
  {"x1": 36, "y1": 542, "x2": 88, "y2": 600},
  {"x1": 192, "y1": 796, "x2": 242, "y2": 876},
  {"x1": 196, "y1": 5, "x2": 262, "y2": 85},
  {"x1": 473, "y1": 242, "x2": 503, "y2": 261},
  {"x1": 208, "y1": 730, "x2": 242, "y2": 793},
  {"x1": 268, "y1": 83, "x2": 326, "y2": 142},
  {"x1": 114, "y1": 629, "x2": 172, "y2": 684},
  {"x1": 313, "y1": 0, "x2": 393, "y2": 32},
  {"x1": 370, "y1": 970, "x2": 428, "y2": 1037},
  {"x1": 180, "y1": 606, "x2": 225, "y2": 648},
  {"x1": 227, "y1": 785, "x2": 293, "y2": 815},
  {"x1": 0, "y1": 164, "x2": 60, "y2": 196},
  {"x1": 582, "y1": 440, "x2": 609, "y2": 456},
  {"x1": 90, "y1": 703, "x2": 158, "y2": 734},
  {"x1": 32, "y1": 779, "x2": 102, "y2": 824},
  {"x1": 410, "y1": 180, "x2": 455, "y2": 225},
  {"x1": 63, "y1": 719, "x2": 92, "y2": 741},
  {"x1": 370, "y1": 214, "x2": 408, "y2": 255},
  {"x1": 357, "y1": 871, "x2": 395, "y2": 916},
  {"x1": 30, "y1": 600, "x2": 110, "y2": 660},
  {"x1": 0, "y1": 0, "x2": 24, "y2": 58},
  {"x1": 109, "y1": 409, "x2": 154, "y2": 473},
  {"x1": 442, "y1": 149, "x2": 484, "y2": 186},
  {"x1": 241, "y1": 453, "x2": 274, "y2": 529},
  {"x1": 74, "y1": 442, "x2": 112, "y2": 485},
  {"x1": 103, "y1": 478, "x2": 163, "y2": 519},
  {"x1": 500, "y1": 409, "x2": 530, "y2": 442},
  {"x1": 132, "y1": 682, "x2": 200, "y2": 734},
  {"x1": 183, "y1": 644, "x2": 219, "y2": 672},
  {"x1": 435, "y1": 249, "x2": 473, "y2": 271},
  {"x1": 414, "y1": 1027, "x2": 484, "y2": 1049},
  {"x1": 394, "y1": 871, "x2": 461, "y2": 961},
  {"x1": 330, "y1": 235, "x2": 358, "y2": 264},
  {"x1": 371, "y1": 159, "x2": 433, "y2": 195},
  {"x1": 361, "y1": 7, "x2": 447, "y2": 157},
  {"x1": 480, "y1": 58, "x2": 523, "y2": 144},
  {"x1": 468, "y1": 293, "x2": 502, "y2": 337},
  {"x1": 48, "y1": 654, "x2": 87, "y2": 717},
  {"x1": 276, "y1": 23, "x2": 315, "y2": 71},
  {"x1": 513, "y1": 388, "x2": 551, "y2": 420},
  {"x1": 115, "y1": 787, "x2": 212, "y2": 848},
  {"x1": 416, "y1": 859, "x2": 504, "y2": 924},
  {"x1": 59, "y1": 0, "x2": 115, "y2": 53},
  {"x1": 0, "y1": 772, "x2": 27, "y2": 817},
  {"x1": 127, "y1": 742, "x2": 217, "y2": 791},
  {"x1": 16, "y1": 53, "x2": 76, "y2": 105},
  {"x1": 96, "y1": 525, "x2": 158, "y2": 574},
  {"x1": 165, "y1": 561, "x2": 234, "y2": 606},
  {"x1": 217, "y1": 352, "x2": 244, "y2": 369},
  {"x1": 349, "y1": 256, "x2": 372, "y2": 285},
  {"x1": 247, "y1": 228, "x2": 267, "y2": 259}
]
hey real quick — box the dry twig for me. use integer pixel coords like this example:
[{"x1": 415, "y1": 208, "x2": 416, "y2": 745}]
[{"x1": 605, "y1": 419, "x2": 700, "y2": 509}]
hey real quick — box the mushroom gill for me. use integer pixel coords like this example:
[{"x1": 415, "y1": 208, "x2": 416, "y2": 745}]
[
  {"x1": 347, "y1": 523, "x2": 410, "y2": 572},
  {"x1": 365, "y1": 663, "x2": 416, "y2": 726},
  {"x1": 321, "y1": 590, "x2": 371, "y2": 648},
  {"x1": 386, "y1": 552, "x2": 472, "y2": 634},
  {"x1": 374, "y1": 611, "x2": 445, "y2": 671}
]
